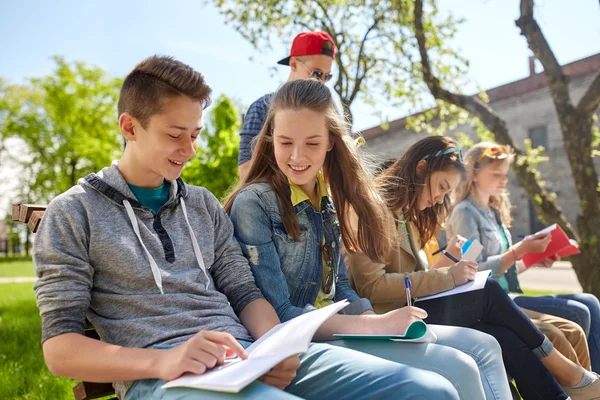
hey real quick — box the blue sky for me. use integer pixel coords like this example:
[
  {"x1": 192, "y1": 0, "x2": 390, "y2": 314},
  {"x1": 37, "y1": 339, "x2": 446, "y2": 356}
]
[{"x1": 1, "y1": 0, "x2": 598, "y2": 131}]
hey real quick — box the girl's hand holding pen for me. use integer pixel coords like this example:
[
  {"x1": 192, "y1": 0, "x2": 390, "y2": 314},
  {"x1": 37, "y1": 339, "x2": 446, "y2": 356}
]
[{"x1": 450, "y1": 260, "x2": 479, "y2": 286}]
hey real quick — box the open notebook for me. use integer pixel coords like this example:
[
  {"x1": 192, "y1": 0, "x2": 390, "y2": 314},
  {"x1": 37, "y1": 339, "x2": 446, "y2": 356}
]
[
  {"x1": 162, "y1": 300, "x2": 349, "y2": 393},
  {"x1": 520, "y1": 224, "x2": 580, "y2": 267},
  {"x1": 333, "y1": 319, "x2": 437, "y2": 343},
  {"x1": 416, "y1": 269, "x2": 492, "y2": 302}
]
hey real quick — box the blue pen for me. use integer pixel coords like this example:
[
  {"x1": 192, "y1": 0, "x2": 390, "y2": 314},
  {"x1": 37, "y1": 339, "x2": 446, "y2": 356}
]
[
  {"x1": 404, "y1": 276, "x2": 412, "y2": 307},
  {"x1": 517, "y1": 234, "x2": 526, "y2": 239}
]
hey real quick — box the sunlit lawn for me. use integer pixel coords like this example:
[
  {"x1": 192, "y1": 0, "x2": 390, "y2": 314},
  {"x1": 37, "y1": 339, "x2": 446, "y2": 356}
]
[{"x1": 0, "y1": 260, "x2": 36, "y2": 278}]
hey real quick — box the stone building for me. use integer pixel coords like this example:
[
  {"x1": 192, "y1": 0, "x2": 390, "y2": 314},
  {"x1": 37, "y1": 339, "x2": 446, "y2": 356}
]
[{"x1": 360, "y1": 53, "x2": 600, "y2": 236}]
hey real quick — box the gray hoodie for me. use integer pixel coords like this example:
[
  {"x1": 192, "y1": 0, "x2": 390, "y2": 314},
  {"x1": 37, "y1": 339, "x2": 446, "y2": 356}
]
[{"x1": 33, "y1": 164, "x2": 262, "y2": 398}]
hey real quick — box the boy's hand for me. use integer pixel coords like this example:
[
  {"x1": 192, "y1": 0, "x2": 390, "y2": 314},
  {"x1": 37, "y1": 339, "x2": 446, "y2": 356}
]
[
  {"x1": 373, "y1": 306, "x2": 427, "y2": 334},
  {"x1": 157, "y1": 330, "x2": 247, "y2": 381},
  {"x1": 450, "y1": 260, "x2": 479, "y2": 286},
  {"x1": 259, "y1": 355, "x2": 301, "y2": 390}
]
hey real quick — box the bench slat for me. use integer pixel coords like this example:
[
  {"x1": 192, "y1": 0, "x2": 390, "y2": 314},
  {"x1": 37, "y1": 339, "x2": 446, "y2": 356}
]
[
  {"x1": 28, "y1": 210, "x2": 44, "y2": 233},
  {"x1": 72, "y1": 381, "x2": 117, "y2": 400},
  {"x1": 19, "y1": 204, "x2": 47, "y2": 223},
  {"x1": 11, "y1": 204, "x2": 22, "y2": 222}
]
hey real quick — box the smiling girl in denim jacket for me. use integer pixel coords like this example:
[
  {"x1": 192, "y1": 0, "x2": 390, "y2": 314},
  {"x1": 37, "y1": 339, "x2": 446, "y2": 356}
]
[{"x1": 224, "y1": 78, "x2": 516, "y2": 399}]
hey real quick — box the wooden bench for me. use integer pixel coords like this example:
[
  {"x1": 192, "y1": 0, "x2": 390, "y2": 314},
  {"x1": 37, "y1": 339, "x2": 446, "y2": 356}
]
[{"x1": 13, "y1": 204, "x2": 118, "y2": 400}]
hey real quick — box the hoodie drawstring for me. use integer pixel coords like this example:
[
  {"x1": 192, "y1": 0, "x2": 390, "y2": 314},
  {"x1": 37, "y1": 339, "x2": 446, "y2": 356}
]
[
  {"x1": 122, "y1": 198, "x2": 210, "y2": 294},
  {"x1": 123, "y1": 199, "x2": 164, "y2": 294},
  {"x1": 179, "y1": 197, "x2": 210, "y2": 289}
]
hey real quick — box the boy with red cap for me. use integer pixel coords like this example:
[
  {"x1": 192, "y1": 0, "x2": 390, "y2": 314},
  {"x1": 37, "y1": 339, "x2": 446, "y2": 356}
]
[{"x1": 237, "y1": 31, "x2": 337, "y2": 177}]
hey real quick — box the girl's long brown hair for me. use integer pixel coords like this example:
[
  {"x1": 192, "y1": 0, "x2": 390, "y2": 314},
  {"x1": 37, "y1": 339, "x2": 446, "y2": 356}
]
[
  {"x1": 453, "y1": 142, "x2": 513, "y2": 227},
  {"x1": 224, "y1": 79, "x2": 392, "y2": 262},
  {"x1": 376, "y1": 136, "x2": 465, "y2": 247}
]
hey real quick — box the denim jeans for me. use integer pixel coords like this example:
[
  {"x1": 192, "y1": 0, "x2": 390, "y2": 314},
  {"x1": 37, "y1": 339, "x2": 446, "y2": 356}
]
[
  {"x1": 417, "y1": 278, "x2": 568, "y2": 400},
  {"x1": 125, "y1": 341, "x2": 460, "y2": 400},
  {"x1": 513, "y1": 292, "x2": 600, "y2": 373},
  {"x1": 329, "y1": 324, "x2": 512, "y2": 400}
]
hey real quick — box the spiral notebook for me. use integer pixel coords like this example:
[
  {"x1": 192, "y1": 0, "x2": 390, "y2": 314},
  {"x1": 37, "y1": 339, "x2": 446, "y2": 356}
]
[{"x1": 333, "y1": 320, "x2": 437, "y2": 343}]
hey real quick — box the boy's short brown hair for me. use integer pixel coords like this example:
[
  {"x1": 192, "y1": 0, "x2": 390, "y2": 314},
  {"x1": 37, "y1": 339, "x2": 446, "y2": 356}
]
[{"x1": 118, "y1": 55, "x2": 212, "y2": 128}]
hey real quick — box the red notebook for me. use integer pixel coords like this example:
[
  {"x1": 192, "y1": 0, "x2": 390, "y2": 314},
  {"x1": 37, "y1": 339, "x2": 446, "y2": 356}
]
[{"x1": 521, "y1": 224, "x2": 581, "y2": 268}]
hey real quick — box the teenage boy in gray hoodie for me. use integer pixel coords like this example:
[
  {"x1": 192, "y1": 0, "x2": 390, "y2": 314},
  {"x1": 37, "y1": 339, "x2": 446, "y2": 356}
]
[{"x1": 32, "y1": 55, "x2": 459, "y2": 400}]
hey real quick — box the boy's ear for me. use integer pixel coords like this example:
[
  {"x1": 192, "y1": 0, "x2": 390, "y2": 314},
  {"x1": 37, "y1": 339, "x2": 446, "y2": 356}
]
[
  {"x1": 416, "y1": 159, "x2": 427, "y2": 177},
  {"x1": 289, "y1": 57, "x2": 299, "y2": 73},
  {"x1": 119, "y1": 113, "x2": 136, "y2": 143}
]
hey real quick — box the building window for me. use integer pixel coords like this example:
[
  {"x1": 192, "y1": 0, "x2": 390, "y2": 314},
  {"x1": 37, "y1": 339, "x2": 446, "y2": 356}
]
[{"x1": 528, "y1": 126, "x2": 548, "y2": 149}]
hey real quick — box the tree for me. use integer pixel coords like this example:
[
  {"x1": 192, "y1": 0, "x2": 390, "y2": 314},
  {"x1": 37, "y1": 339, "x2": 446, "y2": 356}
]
[
  {"x1": 413, "y1": 0, "x2": 600, "y2": 294},
  {"x1": 0, "y1": 57, "x2": 122, "y2": 204},
  {"x1": 181, "y1": 95, "x2": 241, "y2": 201},
  {"x1": 211, "y1": 0, "x2": 464, "y2": 125}
]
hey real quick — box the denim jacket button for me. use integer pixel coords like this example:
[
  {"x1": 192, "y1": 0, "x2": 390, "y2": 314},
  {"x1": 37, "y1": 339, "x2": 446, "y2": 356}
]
[{"x1": 332, "y1": 242, "x2": 336, "y2": 249}]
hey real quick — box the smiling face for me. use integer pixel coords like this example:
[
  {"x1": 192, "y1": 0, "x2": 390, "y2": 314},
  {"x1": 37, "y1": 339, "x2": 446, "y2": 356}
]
[
  {"x1": 417, "y1": 167, "x2": 462, "y2": 211},
  {"x1": 272, "y1": 108, "x2": 332, "y2": 195},
  {"x1": 475, "y1": 158, "x2": 510, "y2": 199},
  {"x1": 119, "y1": 94, "x2": 203, "y2": 187}
]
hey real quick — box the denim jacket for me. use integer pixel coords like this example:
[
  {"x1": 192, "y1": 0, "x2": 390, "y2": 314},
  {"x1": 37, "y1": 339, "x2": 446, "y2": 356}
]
[
  {"x1": 230, "y1": 182, "x2": 373, "y2": 322},
  {"x1": 447, "y1": 196, "x2": 522, "y2": 293}
]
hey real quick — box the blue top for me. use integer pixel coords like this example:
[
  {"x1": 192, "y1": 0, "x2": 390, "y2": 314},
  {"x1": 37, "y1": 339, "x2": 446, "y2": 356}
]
[
  {"x1": 127, "y1": 181, "x2": 171, "y2": 213},
  {"x1": 238, "y1": 93, "x2": 273, "y2": 166},
  {"x1": 447, "y1": 196, "x2": 522, "y2": 293},
  {"x1": 229, "y1": 182, "x2": 372, "y2": 322}
]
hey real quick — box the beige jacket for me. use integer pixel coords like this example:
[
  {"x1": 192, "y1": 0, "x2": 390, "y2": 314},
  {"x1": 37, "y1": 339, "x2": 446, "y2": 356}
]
[{"x1": 344, "y1": 211, "x2": 456, "y2": 314}]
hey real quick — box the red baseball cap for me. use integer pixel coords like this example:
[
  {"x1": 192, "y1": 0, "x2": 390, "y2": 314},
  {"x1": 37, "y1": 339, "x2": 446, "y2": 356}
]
[{"x1": 277, "y1": 31, "x2": 337, "y2": 66}]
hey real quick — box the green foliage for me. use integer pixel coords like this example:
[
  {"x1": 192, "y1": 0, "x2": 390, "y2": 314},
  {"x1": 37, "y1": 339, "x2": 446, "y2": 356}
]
[
  {"x1": 405, "y1": 100, "x2": 471, "y2": 136},
  {"x1": 181, "y1": 95, "x2": 240, "y2": 200},
  {"x1": 210, "y1": 0, "x2": 466, "y2": 124},
  {"x1": 0, "y1": 57, "x2": 122, "y2": 203}
]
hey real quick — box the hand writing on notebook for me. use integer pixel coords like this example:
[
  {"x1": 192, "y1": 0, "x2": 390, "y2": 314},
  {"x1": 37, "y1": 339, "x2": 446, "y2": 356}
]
[
  {"x1": 156, "y1": 330, "x2": 248, "y2": 381},
  {"x1": 371, "y1": 306, "x2": 428, "y2": 335},
  {"x1": 515, "y1": 232, "x2": 551, "y2": 258},
  {"x1": 259, "y1": 354, "x2": 301, "y2": 390},
  {"x1": 450, "y1": 260, "x2": 479, "y2": 286}
]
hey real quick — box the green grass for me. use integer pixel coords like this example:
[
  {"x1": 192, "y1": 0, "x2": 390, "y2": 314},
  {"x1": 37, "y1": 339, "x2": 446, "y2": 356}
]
[
  {"x1": 0, "y1": 261, "x2": 35, "y2": 278},
  {"x1": 0, "y1": 282, "x2": 74, "y2": 399},
  {"x1": 522, "y1": 289, "x2": 571, "y2": 297}
]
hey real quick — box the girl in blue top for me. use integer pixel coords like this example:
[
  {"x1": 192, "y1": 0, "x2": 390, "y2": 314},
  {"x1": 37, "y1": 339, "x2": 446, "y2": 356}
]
[
  {"x1": 225, "y1": 78, "x2": 512, "y2": 399},
  {"x1": 448, "y1": 142, "x2": 600, "y2": 376}
]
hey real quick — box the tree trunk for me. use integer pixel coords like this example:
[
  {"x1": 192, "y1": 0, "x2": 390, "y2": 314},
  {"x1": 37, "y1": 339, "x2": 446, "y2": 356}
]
[
  {"x1": 564, "y1": 114, "x2": 600, "y2": 293},
  {"x1": 70, "y1": 159, "x2": 78, "y2": 187},
  {"x1": 24, "y1": 229, "x2": 30, "y2": 256}
]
